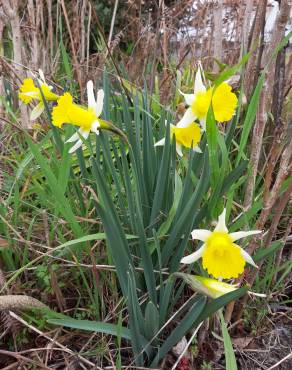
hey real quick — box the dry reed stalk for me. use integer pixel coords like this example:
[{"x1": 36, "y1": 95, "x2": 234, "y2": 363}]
[
  {"x1": 60, "y1": 0, "x2": 83, "y2": 100},
  {"x1": 244, "y1": 1, "x2": 267, "y2": 100},
  {"x1": 1, "y1": 0, "x2": 30, "y2": 127},
  {"x1": 225, "y1": 0, "x2": 292, "y2": 323},
  {"x1": 213, "y1": 0, "x2": 223, "y2": 72}
]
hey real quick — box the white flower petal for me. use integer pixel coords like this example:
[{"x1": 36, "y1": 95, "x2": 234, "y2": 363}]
[
  {"x1": 230, "y1": 230, "x2": 262, "y2": 242},
  {"x1": 69, "y1": 139, "x2": 83, "y2": 153},
  {"x1": 79, "y1": 129, "x2": 90, "y2": 139},
  {"x1": 194, "y1": 64, "x2": 206, "y2": 94},
  {"x1": 66, "y1": 129, "x2": 89, "y2": 146},
  {"x1": 176, "y1": 144, "x2": 183, "y2": 157},
  {"x1": 193, "y1": 146, "x2": 202, "y2": 153},
  {"x1": 91, "y1": 120, "x2": 101, "y2": 134},
  {"x1": 176, "y1": 108, "x2": 196, "y2": 128},
  {"x1": 95, "y1": 89, "x2": 104, "y2": 117},
  {"x1": 30, "y1": 103, "x2": 44, "y2": 120},
  {"x1": 191, "y1": 229, "x2": 211, "y2": 242},
  {"x1": 180, "y1": 245, "x2": 205, "y2": 264},
  {"x1": 199, "y1": 117, "x2": 206, "y2": 131},
  {"x1": 154, "y1": 138, "x2": 166, "y2": 147},
  {"x1": 66, "y1": 131, "x2": 80, "y2": 143},
  {"x1": 240, "y1": 248, "x2": 258, "y2": 268},
  {"x1": 87, "y1": 80, "x2": 96, "y2": 110},
  {"x1": 38, "y1": 69, "x2": 46, "y2": 83},
  {"x1": 179, "y1": 90, "x2": 195, "y2": 106},
  {"x1": 214, "y1": 208, "x2": 228, "y2": 232}
]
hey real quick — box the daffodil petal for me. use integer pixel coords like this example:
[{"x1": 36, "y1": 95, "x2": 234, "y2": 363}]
[
  {"x1": 193, "y1": 146, "x2": 202, "y2": 153},
  {"x1": 96, "y1": 89, "x2": 104, "y2": 117},
  {"x1": 194, "y1": 65, "x2": 206, "y2": 94},
  {"x1": 180, "y1": 245, "x2": 205, "y2": 264},
  {"x1": 230, "y1": 230, "x2": 262, "y2": 242},
  {"x1": 154, "y1": 138, "x2": 166, "y2": 147},
  {"x1": 38, "y1": 69, "x2": 46, "y2": 83},
  {"x1": 66, "y1": 132, "x2": 80, "y2": 143},
  {"x1": 199, "y1": 117, "x2": 206, "y2": 131},
  {"x1": 240, "y1": 248, "x2": 258, "y2": 268},
  {"x1": 214, "y1": 208, "x2": 228, "y2": 232},
  {"x1": 87, "y1": 80, "x2": 96, "y2": 110},
  {"x1": 179, "y1": 91, "x2": 195, "y2": 106},
  {"x1": 79, "y1": 129, "x2": 90, "y2": 139},
  {"x1": 30, "y1": 102, "x2": 44, "y2": 120},
  {"x1": 191, "y1": 229, "x2": 211, "y2": 242},
  {"x1": 69, "y1": 139, "x2": 83, "y2": 154},
  {"x1": 176, "y1": 144, "x2": 183, "y2": 157},
  {"x1": 92, "y1": 120, "x2": 101, "y2": 134},
  {"x1": 176, "y1": 108, "x2": 196, "y2": 128}
]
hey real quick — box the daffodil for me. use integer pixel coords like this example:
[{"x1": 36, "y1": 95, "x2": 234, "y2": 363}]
[
  {"x1": 18, "y1": 70, "x2": 59, "y2": 120},
  {"x1": 52, "y1": 81, "x2": 106, "y2": 153},
  {"x1": 181, "y1": 208, "x2": 261, "y2": 279},
  {"x1": 177, "y1": 65, "x2": 238, "y2": 130},
  {"x1": 155, "y1": 121, "x2": 202, "y2": 156},
  {"x1": 174, "y1": 273, "x2": 266, "y2": 299}
]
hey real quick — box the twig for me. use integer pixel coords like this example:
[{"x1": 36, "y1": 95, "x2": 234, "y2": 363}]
[
  {"x1": 171, "y1": 322, "x2": 203, "y2": 370},
  {"x1": 8, "y1": 311, "x2": 97, "y2": 368},
  {"x1": 267, "y1": 351, "x2": 292, "y2": 370}
]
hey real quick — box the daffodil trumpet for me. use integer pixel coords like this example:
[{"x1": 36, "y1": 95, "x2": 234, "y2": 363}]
[
  {"x1": 181, "y1": 208, "x2": 261, "y2": 279},
  {"x1": 177, "y1": 63, "x2": 238, "y2": 130},
  {"x1": 52, "y1": 81, "x2": 127, "y2": 153},
  {"x1": 174, "y1": 273, "x2": 266, "y2": 299},
  {"x1": 155, "y1": 121, "x2": 202, "y2": 156},
  {"x1": 18, "y1": 69, "x2": 59, "y2": 121}
]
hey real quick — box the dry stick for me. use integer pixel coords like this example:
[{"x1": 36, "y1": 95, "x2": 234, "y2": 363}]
[
  {"x1": 243, "y1": 88, "x2": 266, "y2": 209},
  {"x1": 0, "y1": 350, "x2": 52, "y2": 370},
  {"x1": 242, "y1": 0, "x2": 253, "y2": 52},
  {"x1": 234, "y1": 149, "x2": 292, "y2": 322},
  {"x1": 8, "y1": 311, "x2": 97, "y2": 368},
  {"x1": 86, "y1": 1, "x2": 91, "y2": 74},
  {"x1": 226, "y1": 0, "x2": 292, "y2": 323},
  {"x1": 107, "y1": 0, "x2": 119, "y2": 50},
  {"x1": 212, "y1": 0, "x2": 223, "y2": 73},
  {"x1": 244, "y1": 0, "x2": 267, "y2": 100},
  {"x1": 1, "y1": 0, "x2": 29, "y2": 127},
  {"x1": 274, "y1": 218, "x2": 292, "y2": 285},
  {"x1": 171, "y1": 322, "x2": 203, "y2": 370},
  {"x1": 59, "y1": 0, "x2": 83, "y2": 100},
  {"x1": 267, "y1": 351, "x2": 292, "y2": 370},
  {"x1": 149, "y1": 0, "x2": 163, "y2": 96},
  {"x1": 88, "y1": 0, "x2": 133, "y2": 105}
]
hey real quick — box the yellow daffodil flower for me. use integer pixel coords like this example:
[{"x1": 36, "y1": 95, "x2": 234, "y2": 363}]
[
  {"x1": 178, "y1": 64, "x2": 238, "y2": 130},
  {"x1": 18, "y1": 69, "x2": 59, "y2": 120},
  {"x1": 181, "y1": 208, "x2": 261, "y2": 279},
  {"x1": 52, "y1": 81, "x2": 105, "y2": 153},
  {"x1": 174, "y1": 273, "x2": 266, "y2": 299},
  {"x1": 154, "y1": 121, "x2": 202, "y2": 156}
]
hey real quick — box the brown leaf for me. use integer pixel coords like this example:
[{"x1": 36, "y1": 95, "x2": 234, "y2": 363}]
[{"x1": 232, "y1": 337, "x2": 253, "y2": 349}]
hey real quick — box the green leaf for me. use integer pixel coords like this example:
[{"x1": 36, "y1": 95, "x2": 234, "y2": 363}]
[
  {"x1": 26, "y1": 136, "x2": 82, "y2": 238},
  {"x1": 235, "y1": 72, "x2": 265, "y2": 166},
  {"x1": 206, "y1": 106, "x2": 219, "y2": 188},
  {"x1": 144, "y1": 301, "x2": 159, "y2": 341},
  {"x1": 47, "y1": 317, "x2": 131, "y2": 340},
  {"x1": 219, "y1": 310, "x2": 237, "y2": 370},
  {"x1": 253, "y1": 240, "x2": 283, "y2": 263},
  {"x1": 151, "y1": 297, "x2": 206, "y2": 366}
]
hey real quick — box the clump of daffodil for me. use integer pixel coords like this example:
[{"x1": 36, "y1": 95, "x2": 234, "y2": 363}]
[
  {"x1": 174, "y1": 273, "x2": 266, "y2": 299},
  {"x1": 178, "y1": 64, "x2": 238, "y2": 130},
  {"x1": 155, "y1": 121, "x2": 202, "y2": 156},
  {"x1": 52, "y1": 81, "x2": 111, "y2": 153},
  {"x1": 181, "y1": 209, "x2": 262, "y2": 279},
  {"x1": 18, "y1": 69, "x2": 59, "y2": 120}
]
